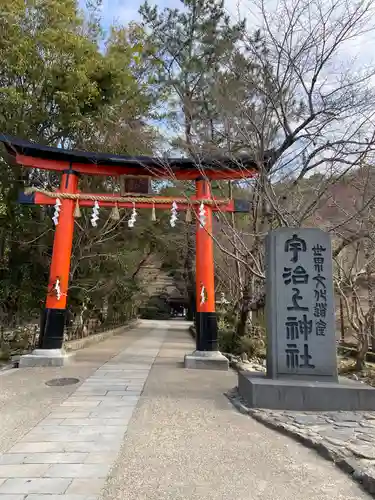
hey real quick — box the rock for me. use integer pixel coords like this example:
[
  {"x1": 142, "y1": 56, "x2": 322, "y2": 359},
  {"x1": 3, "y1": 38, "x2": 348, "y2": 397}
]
[
  {"x1": 347, "y1": 444, "x2": 375, "y2": 460},
  {"x1": 325, "y1": 436, "x2": 349, "y2": 447},
  {"x1": 330, "y1": 412, "x2": 362, "y2": 423},
  {"x1": 334, "y1": 421, "x2": 361, "y2": 428},
  {"x1": 240, "y1": 352, "x2": 249, "y2": 362},
  {"x1": 364, "y1": 413, "x2": 375, "y2": 420},
  {"x1": 293, "y1": 415, "x2": 327, "y2": 426},
  {"x1": 318, "y1": 428, "x2": 356, "y2": 442},
  {"x1": 355, "y1": 433, "x2": 374, "y2": 443}
]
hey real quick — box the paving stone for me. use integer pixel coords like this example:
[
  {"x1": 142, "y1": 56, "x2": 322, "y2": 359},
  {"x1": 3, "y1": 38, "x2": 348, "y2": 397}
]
[
  {"x1": 61, "y1": 418, "x2": 117, "y2": 426},
  {"x1": 120, "y1": 395, "x2": 139, "y2": 401},
  {"x1": 84, "y1": 452, "x2": 118, "y2": 464},
  {"x1": 0, "y1": 495, "x2": 27, "y2": 500},
  {"x1": 26, "y1": 496, "x2": 97, "y2": 500},
  {"x1": 23, "y1": 453, "x2": 88, "y2": 464},
  {"x1": 54, "y1": 413, "x2": 91, "y2": 419},
  {"x1": 40, "y1": 418, "x2": 66, "y2": 426},
  {"x1": 20, "y1": 434, "x2": 97, "y2": 443},
  {"x1": 0, "y1": 464, "x2": 50, "y2": 478},
  {"x1": 82, "y1": 397, "x2": 123, "y2": 403},
  {"x1": 45, "y1": 464, "x2": 110, "y2": 478},
  {"x1": 77, "y1": 426, "x2": 126, "y2": 434},
  {"x1": 27, "y1": 426, "x2": 81, "y2": 434},
  {"x1": 0, "y1": 456, "x2": 26, "y2": 466},
  {"x1": 97, "y1": 401, "x2": 136, "y2": 407},
  {"x1": 104, "y1": 418, "x2": 130, "y2": 426},
  {"x1": 84, "y1": 377, "x2": 131, "y2": 381},
  {"x1": 61, "y1": 402, "x2": 100, "y2": 408},
  {"x1": 84, "y1": 385, "x2": 129, "y2": 390},
  {"x1": 89, "y1": 409, "x2": 134, "y2": 417},
  {"x1": 65, "y1": 478, "x2": 105, "y2": 495},
  {"x1": 76, "y1": 388, "x2": 108, "y2": 394},
  {"x1": 9, "y1": 443, "x2": 64, "y2": 454},
  {"x1": 60, "y1": 442, "x2": 121, "y2": 453},
  {"x1": 123, "y1": 390, "x2": 142, "y2": 396},
  {"x1": 0, "y1": 478, "x2": 72, "y2": 494},
  {"x1": 53, "y1": 407, "x2": 92, "y2": 419},
  {"x1": 61, "y1": 397, "x2": 88, "y2": 403},
  {"x1": 105, "y1": 390, "x2": 131, "y2": 397}
]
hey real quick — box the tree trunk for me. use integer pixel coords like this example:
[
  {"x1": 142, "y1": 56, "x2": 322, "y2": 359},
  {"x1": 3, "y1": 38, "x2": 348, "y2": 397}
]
[
  {"x1": 236, "y1": 277, "x2": 252, "y2": 337},
  {"x1": 228, "y1": 181, "x2": 243, "y2": 291},
  {"x1": 366, "y1": 255, "x2": 375, "y2": 351},
  {"x1": 355, "y1": 330, "x2": 368, "y2": 371}
]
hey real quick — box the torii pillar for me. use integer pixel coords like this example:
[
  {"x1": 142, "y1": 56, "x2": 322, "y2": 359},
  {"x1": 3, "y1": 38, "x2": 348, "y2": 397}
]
[
  {"x1": 184, "y1": 179, "x2": 229, "y2": 370},
  {"x1": 20, "y1": 171, "x2": 79, "y2": 367}
]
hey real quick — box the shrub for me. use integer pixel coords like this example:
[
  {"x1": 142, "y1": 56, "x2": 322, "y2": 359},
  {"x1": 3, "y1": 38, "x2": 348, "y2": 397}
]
[
  {"x1": 218, "y1": 327, "x2": 239, "y2": 353},
  {"x1": 239, "y1": 335, "x2": 266, "y2": 359},
  {"x1": 139, "y1": 295, "x2": 171, "y2": 320},
  {"x1": 0, "y1": 343, "x2": 10, "y2": 361},
  {"x1": 217, "y1": 317, "x2": 266, "y2": 359},
  {"x1": 140, "y1": 307, "x2": 170, "y2": 320}
]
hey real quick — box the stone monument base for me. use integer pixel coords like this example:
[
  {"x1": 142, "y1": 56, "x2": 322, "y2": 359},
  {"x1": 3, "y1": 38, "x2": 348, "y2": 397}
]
[
  {"x1": 19, "y1": 349, "x2": 75, "y2": 368},
  {"x1": 238, "y1": 371, "x2": 375, "y2": 411},
  {"x1": 184, "y1": 350, "x2": 229, "y2": 371}
]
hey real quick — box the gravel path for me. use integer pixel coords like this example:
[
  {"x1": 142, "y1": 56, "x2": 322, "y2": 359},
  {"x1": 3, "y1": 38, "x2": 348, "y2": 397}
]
[
  {"x1": 227, "y1": 390, "x2": 375, "y2": 497},
  {"x1": 101, "y1": 321, "x2": 370, "y2": 500}
]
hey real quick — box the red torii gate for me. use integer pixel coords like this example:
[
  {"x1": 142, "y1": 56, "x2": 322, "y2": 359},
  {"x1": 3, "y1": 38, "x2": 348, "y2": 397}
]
[{"x1": 0, "y1": 135, "x2": 258, "y2": 369}]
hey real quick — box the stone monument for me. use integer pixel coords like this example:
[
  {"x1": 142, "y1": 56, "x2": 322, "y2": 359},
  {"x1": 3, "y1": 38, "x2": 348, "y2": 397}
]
[{"x1": 238, "y1": 227, "x2": 375, "y2": 411}]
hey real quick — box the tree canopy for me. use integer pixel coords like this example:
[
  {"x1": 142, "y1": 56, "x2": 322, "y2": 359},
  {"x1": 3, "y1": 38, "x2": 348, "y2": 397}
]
[{"x1": 2, "y1": 0, "x2": 375, "y2": 365}]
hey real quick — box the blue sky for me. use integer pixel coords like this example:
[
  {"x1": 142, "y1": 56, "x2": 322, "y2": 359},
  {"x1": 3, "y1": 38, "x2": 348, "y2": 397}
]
[
  {"x1": 79, "y1": 0, "x2": 246, "y2": 32},
  {"x1": 90, "y1": 0, "x2": 182, "y2": 29}
]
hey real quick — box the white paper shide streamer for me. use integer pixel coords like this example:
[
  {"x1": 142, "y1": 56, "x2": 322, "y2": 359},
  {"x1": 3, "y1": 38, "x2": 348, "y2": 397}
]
[
  {"x1": 91, "y1": 201, "x2": 100, "y2": 227},
  {"x1": 54, "y1": 278, "x2": 62, "y2": 301},
  {"x1": 170, "y1": 201, "x2": 178, "y2": 227},
  {"x1": 52, "y1": 198, "x2": 61, "y2": 225},
  {"x1": 198, "y1": 201, "x2": 206, "y2": 228},
  {"x1": 128, "y1": 203, "x2": 137, "y2": 228},
  {"x1": 200, "y1": 284, "x2": 207, "y2": 305}
]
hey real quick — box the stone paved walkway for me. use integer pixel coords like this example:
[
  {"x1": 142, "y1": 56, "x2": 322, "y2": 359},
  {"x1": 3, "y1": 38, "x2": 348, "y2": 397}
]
[
  {"x1": 227, "y1": 388, "x2": 375, "y2": 496},
  {"x1": 0, "y1": 323, "x2": 166, "y2": 499},
  {"x1": 0, "y1": 321, "x2": 371, "y2": 500}
]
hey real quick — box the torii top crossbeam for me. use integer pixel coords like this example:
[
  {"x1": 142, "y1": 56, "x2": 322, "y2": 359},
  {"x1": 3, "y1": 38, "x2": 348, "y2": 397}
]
[
  {"x1": 0, "y1": 133, "x2": 262, "y2": 367},
  {"x1": 0, "y1": 134, "x2": 260, "y2": 180}
]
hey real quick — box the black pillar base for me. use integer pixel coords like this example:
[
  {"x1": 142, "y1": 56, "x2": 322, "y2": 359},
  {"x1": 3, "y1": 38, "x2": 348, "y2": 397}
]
[
  {"x1": 39, "y1": 308, "x2": 66, "y2": 349},
  {"x1": 195, "y1": 312, "x2": 218, "y2": 351}
]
